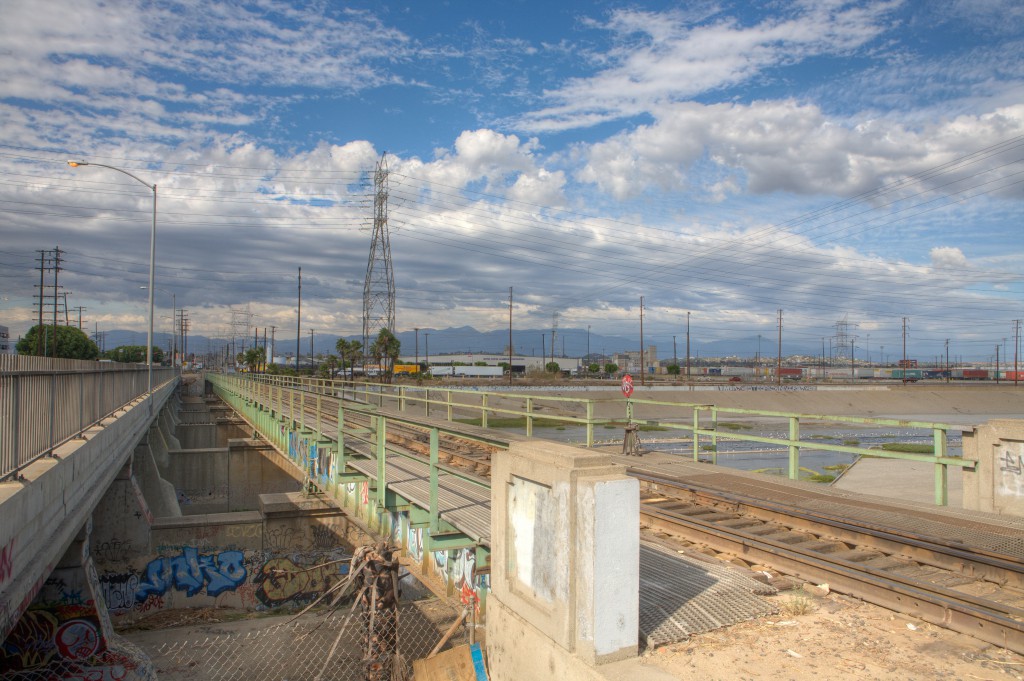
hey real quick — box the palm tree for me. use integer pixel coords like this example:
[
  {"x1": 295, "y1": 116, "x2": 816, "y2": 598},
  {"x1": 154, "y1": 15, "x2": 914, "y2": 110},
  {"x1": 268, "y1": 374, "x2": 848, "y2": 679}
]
[
  {"x1": 370, "y1": 329, "x2": 401, "y2": 384},
  {"x1": 335, "y1": 338, "x2": 363, "y2": 381}
]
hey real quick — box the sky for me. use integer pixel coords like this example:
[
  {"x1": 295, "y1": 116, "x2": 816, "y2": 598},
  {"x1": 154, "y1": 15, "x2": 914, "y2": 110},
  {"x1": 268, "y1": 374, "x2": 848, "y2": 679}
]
[{"x1": 0, "y1": 0, "x2": 1022, "y2": 362}]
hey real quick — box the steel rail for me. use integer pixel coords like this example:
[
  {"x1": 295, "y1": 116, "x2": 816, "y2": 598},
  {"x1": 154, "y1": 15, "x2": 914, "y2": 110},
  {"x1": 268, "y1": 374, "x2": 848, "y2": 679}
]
[
  {"x1": 639, "y1": 502, "x2": 1024, "y2": 655},
  {"x1": 631, "y1": 470, "x2": 1024, "y2": 589}
]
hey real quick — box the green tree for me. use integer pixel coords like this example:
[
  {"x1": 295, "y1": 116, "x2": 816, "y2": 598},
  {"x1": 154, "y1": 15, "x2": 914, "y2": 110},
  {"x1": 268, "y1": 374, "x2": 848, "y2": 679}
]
[
  {"x1": 317, "y1": 354, "x2": 340, "y2": 379},
  {"x1": 242, "y1": 347, "x2": 266, "y2": 372},
  {"x1": 667, "y1": 364, "x2": 680, "y2": 375},
  {"x1": 604, "y1": 362, "x2": 619, "y2": 374},
  {"x1": 17, "y1": 324, "x2": 100, "y2": 360},
  {"x1": 370, "y1": 328, "x2": 401, "y2": 383},
  {"x1": 545, "y1": 361, "x2": 561, "y2": 373},
  {"x1": 101, "y1": 344, "x2": 164, "y2": 364},
  {"x1": 588, "y1": 363, "x2": 600, "y2": 373},
  {"x1": 335, "y1": 338, "x2": 363, "y2": 381}
]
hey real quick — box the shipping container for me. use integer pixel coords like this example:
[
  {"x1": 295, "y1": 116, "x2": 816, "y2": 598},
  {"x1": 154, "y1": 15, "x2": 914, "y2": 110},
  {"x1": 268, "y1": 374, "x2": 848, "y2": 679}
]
[
  {"x1": 955, "y1": 369, "x2": 988, "y2": 380},
  {"x1": 778, "y1": 367, "x2": 803, "y2": 377},
  {"x1": 892, "y1": 369, "x2": 923, "y2": 380}
]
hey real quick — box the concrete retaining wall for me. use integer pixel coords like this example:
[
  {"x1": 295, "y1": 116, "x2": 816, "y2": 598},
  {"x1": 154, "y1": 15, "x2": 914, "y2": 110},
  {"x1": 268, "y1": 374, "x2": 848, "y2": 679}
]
[
  {"x1": 165, "y1": 440, "x2": 303, "y2": 514},
  {"x1": 963, "y1": 419, "x2": 1024, "y2": 517}
]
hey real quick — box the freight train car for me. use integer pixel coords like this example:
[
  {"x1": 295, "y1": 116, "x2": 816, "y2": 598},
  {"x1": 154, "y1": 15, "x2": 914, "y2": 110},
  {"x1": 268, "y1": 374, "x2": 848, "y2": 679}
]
[{"x1": 951, "y1": 369, "x2": 989, "y2": 380}]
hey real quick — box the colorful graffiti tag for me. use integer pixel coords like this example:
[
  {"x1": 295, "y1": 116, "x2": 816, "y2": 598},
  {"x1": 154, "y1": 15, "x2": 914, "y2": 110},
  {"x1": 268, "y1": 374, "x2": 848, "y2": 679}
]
[
  {"x1": 0, "y1": 605, "x2": 154, "y2": 679},
  {"x1": 135, "y1": 548, "x2": 246, "y2": 600},
  {"x1": 254, "y1": 556, "x2": 347, "y2": 608}
]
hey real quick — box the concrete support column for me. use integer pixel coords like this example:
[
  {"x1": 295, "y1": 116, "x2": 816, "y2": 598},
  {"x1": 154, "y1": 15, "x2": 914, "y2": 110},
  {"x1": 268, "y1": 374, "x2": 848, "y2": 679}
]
[
  {"x1": 0, "y1": 519, "x2": 156, "y2": 679},
  {"x1": 487, "y1": 440, "x2": 639, "y2": 680},
  {"x1": 132, "y1": 438, "x2": 182, "y2": 519},
  {"x1": 962, "y1": 419, "x2": 1024, "y2": 516}
]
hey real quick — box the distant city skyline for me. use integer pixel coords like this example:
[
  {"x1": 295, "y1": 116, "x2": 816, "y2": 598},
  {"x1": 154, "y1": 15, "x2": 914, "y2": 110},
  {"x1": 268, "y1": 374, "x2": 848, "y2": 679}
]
[{"x1": 0, "y1": 1, "x2": 1021, "y2": 361}]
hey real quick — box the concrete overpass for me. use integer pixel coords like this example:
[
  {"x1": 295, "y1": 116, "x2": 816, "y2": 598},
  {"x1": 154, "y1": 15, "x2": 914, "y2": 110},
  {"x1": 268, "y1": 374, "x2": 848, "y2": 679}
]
[{"x1": 2, "y1": 361, "x2": 1022, "y2": 680}]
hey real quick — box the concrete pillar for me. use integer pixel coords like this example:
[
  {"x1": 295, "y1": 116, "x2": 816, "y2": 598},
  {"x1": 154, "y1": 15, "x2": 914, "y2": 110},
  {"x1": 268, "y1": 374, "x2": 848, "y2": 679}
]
[
  {"x1": 91, "y1": 460, "x2": 154, "y2": 568},
  {"x1": 132, "y1": 440, "x2": 182, "y2": 519},
  {"x1": 487, "y1": 440, "x2": 639, "y2": 680},
  {"x1": 963, "y1": 419, "x2": 1024, "y2": 517},
  {"x1": 0, "y1": 519, "x2": 156, "y2": 679},
  {"x1": 159, "y1": 407, "x2": 182, "y2": 451}
]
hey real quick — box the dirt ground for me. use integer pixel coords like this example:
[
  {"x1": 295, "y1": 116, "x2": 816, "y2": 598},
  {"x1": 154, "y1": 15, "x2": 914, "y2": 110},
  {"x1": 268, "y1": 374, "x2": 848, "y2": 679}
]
[{"x1": 639, "y1": 588, "x2": 1024, "y2": 681}]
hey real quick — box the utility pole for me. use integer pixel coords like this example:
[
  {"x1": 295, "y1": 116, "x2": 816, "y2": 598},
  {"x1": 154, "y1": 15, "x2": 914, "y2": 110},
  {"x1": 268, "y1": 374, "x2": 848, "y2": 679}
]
[
  {"x1": 673, "y1": 335, "x2": 677, "y2": 369},
  {"x1": 639, "y1": 296, "x2": 645, "y2": 387},
  {"x1": 996, "y1": 344, "x2": 1001, "y2": 384},
  {"x1": 1015, "y1": 319, "x2": 1021, "y2": 386},
  {"x1": 686, "y1": 311, "x2": 691, "y2": 383},
  {"x1": 945, "y1": 339, "x2": 950, "y2": 383},
  {"x1": 296, "y1": 267, "x2": 302, "y2": 371},
  {"x1": 902, "y1": 317, "x2": 908, "y2": 384},
  {"x1": 52, "y1": 247, "x2": 62, "y2": 358},
  {"x1": 850, "y1": 338, "x2": 855, "y2": 380},
  {"x1": 541, "y1": 334, "x2": 546, "y2": 365},
  {"x1": 776, "y1": 309, "x2": 783, "y2": 386},
  {"x1": 425, "y1": 332, "x2": 430, "y2": 370},
  {"x1": 587, "y1": 324, "x2": 591, "y2": 363},
  {"x1": 309, "y1": 329, "x2": 315, "y2": 371},
  {"x1": 508, "y1": 287, "x2": 513, "y2": 386},
  {"x1": 270, "y1": 325, "x2": 277, "y2": 366}
]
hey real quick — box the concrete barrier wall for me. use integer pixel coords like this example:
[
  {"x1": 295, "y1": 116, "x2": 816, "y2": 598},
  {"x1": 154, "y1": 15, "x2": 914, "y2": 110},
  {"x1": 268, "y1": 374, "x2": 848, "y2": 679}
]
[
  {"x1": 487, "y1": 440, "x2": 639, "y2": 680},
  {"x1": 165, "y1": 440, "x2": 303, "y2": 514},
  {"x1": 963, "y1": 419, "x2": 1024, "y2": 517},
  {"x1": 93, "y1": 493, "x2": 355, "y2": 625},
  {"x1": 0, "y1": 382, "x2": 177, "y2": 641}
]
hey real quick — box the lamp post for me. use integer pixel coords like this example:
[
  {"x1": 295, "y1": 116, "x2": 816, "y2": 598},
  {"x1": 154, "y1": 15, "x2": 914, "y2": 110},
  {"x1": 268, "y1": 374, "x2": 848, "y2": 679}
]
[
  {"x1": 69, "y1": 160, "x2": 156, "y2": 395},
  {"x1": 141, "y1": 286, "x2": 175, "y2": 367}
]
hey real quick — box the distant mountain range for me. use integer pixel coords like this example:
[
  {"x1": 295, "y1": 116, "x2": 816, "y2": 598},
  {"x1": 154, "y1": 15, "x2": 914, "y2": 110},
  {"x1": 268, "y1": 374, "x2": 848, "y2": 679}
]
[{"x1": 95, "y1": 325, "x2": 830, "y2": 363}]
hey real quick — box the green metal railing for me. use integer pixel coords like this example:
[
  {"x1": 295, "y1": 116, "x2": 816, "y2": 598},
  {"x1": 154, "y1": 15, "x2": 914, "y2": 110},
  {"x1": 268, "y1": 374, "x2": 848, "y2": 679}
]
[
  {"x1": 220, "y1": 373, "x2": 972, "y2": 506},
  {"x1": 209, "y1": 373, "x2": 492, "y2": 550}
]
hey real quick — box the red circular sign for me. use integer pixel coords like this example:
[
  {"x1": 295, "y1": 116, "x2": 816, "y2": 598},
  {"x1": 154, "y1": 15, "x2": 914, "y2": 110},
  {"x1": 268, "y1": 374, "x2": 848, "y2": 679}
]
[{"x1": 621, "y1": 374, "x2": 634, "y2": 397}]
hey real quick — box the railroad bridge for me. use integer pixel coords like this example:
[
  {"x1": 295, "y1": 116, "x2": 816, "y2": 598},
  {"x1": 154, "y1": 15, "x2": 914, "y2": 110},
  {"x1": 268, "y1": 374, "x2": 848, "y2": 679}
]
[{"x1": 1, "y1": 358, "x2": 1023, "y2": 679}]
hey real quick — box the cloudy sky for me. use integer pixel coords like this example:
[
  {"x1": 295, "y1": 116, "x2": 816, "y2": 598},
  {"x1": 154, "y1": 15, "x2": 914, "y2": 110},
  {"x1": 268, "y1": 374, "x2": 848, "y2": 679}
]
[{"x1": 1, "y1": 0, "x2": 1022, "y2": 362}]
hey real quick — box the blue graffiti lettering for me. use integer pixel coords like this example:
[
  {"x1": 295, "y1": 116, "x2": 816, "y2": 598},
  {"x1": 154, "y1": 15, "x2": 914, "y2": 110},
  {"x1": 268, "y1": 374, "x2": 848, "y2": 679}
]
[{"x1": 135, "y1": 549, "x2": 247, "y2": 601}]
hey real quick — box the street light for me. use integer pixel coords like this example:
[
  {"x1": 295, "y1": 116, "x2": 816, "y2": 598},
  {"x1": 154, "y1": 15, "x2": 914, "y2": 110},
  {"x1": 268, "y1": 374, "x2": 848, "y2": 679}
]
[
  {"x1": 69, "y1": 160, "x2": 156, "y2": 394},
  {"x1": 141, "y1": 286, "x2": 176, "y2": 367}
]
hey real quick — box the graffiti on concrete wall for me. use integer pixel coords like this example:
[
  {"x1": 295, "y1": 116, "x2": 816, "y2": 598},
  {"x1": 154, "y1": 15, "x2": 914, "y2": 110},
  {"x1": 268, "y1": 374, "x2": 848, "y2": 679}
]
[
  {"x1": 136, "y1": 548, "x2": 246, "y2": 600},
  {"x1": 406, "y1": 527, "x2": 423, "y2": 562},
  {"x1": 0, "y1": 605, "x2": 152, "y2": 678},
  {"x1": 998, "y1": 441, "x2": 1024, "y2": 499},
  {"x1": 254, "y1": 556, "x2": 347, "y2": 607},
  {"x1": 314, "y1": 444, "x2": 335, "y2": 486},
  {"x1": 0, "y1": 537, "x2": 14, "y2": 589}
]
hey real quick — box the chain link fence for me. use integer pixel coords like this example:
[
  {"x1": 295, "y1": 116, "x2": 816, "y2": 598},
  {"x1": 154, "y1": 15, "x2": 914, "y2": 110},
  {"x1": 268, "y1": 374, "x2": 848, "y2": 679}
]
[
  {"x1": 0, "y1": 599, "x2": 472, "y2": 681},
  {"x1": 140, "y1": 599, "x2": 470, "y2": 681}
]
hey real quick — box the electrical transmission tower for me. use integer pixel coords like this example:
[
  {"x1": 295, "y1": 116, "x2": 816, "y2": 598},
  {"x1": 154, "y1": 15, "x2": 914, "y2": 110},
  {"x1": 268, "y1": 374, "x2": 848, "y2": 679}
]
[
  {"x1": 831, "y1": 315, "x2": 859, "y2": 362},
  {"x1": 363, "y1": 152, "x2": 395, "y2": 356}
]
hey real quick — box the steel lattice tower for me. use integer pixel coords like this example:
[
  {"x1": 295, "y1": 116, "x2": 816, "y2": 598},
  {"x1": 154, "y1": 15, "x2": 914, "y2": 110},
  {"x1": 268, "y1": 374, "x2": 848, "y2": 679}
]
[{"x1": 362, "y1": 153, "x2": 395, "y2": 358}]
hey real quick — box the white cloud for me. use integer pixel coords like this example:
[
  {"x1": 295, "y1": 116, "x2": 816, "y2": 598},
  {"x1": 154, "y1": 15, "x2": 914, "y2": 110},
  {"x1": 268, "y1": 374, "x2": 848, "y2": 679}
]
[
  {"x1": 517, "y1": 2, "x2": 900, "y2": 132},
  {"x1": 576, "y1": 100, "x2": 1024, "y2": 200},
  {"x1": 930, "y1": 246, "x2": 968, "y2": 269}
]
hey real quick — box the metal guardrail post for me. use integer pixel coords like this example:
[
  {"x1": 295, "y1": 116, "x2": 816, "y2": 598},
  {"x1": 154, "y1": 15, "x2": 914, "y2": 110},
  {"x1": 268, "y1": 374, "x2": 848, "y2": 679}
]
[
  {"x1": 424, "y1": 388, "x2": 430, "y2": 417},
  {"x1": 481, "y1": 394, "x2": 489, "y2": 429},
  {"x1": 316, "y1": 393, "x2": 322, "y2": 436},
  {"x1": 692, "y1": 405, "x2": 700, "y2": 462},
  {"x1": 526, "y1": 397, "x2": 534, "y2": 438},
  {"x1": 788, "y1": 416, "x2": 800, "y2": 480},
  {"x1": 338, "y1": 403, "x2": 347, "y2": 470},
  {"x1": 48, "y1": 372, "x2": 56, "y2": 457},
  {"x1": 429, "y1": 428, "x2": 439, "y2": 533},
  {"x1": 446, "y1": 390, "x2": 453, "y2": 422},
  {"x1": 376, "y1": 416, "x2": 387, "y2": 506},
  {"x1": 399, "y1": 386, "x2": 406, "y2": 412},
  {"x1": 710, "y1": 407, "x2": 719, "y2": 464},
  {"x1": 586, "y1": 401, "x2": 594, "y2": 447},
  {"x1": 934, "y1": 427, "x2": 948, "y2": 506}
]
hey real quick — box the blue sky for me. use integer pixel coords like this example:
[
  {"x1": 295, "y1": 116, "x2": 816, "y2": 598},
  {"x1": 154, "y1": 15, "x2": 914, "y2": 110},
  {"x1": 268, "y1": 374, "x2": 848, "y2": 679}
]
[{"x1": 0, "y1": 0, "x2": 1022, "y2": 362}]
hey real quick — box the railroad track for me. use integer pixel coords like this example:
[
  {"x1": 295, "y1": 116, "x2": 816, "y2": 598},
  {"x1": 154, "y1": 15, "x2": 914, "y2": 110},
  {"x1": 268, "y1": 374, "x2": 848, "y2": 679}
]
[
  {"x1": 242, "y1": 382, "x2": 1024, "y2": 653},
  {"x1": 633, "y1": 470, "x2": 1024, "y2": 655}
]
